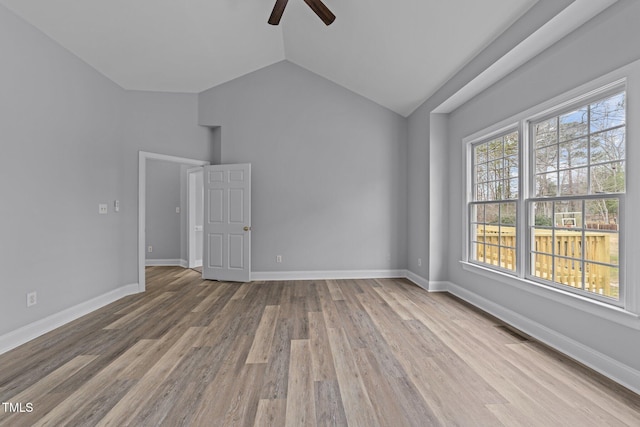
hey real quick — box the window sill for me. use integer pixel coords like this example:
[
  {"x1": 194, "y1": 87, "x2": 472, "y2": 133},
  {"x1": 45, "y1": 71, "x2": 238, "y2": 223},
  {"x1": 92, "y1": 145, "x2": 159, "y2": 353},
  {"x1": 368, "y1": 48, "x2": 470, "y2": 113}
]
[{"x1": 460, "y1": 261, "x2": 640, "y2": 330}]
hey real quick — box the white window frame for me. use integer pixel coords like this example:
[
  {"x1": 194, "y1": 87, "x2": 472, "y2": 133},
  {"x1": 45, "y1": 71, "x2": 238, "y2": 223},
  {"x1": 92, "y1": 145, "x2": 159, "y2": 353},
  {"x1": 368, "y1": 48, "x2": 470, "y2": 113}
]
[
  {"x1": 524, "y1": 86, "x2": 626, "y2": 307},
  {"x1": 461, "y1": 62, "x2": 640, "y2": 323},
  {"x1": 467, "y1": 127, "x2": 521, "y2": 276}
]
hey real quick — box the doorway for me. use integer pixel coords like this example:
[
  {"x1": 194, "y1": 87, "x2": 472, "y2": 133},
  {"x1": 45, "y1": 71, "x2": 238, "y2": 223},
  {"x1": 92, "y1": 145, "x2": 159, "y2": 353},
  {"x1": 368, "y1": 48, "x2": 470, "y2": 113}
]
[{"x1": 138, "y1": 151, "x2": 209, "y2": 292}]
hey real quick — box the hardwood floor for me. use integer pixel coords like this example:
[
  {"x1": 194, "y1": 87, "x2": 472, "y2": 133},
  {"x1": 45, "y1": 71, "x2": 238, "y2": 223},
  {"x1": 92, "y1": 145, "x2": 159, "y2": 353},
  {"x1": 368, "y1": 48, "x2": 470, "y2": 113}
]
[{"x1": 1, "y1": 266, "x2": 639, "y2": 426}]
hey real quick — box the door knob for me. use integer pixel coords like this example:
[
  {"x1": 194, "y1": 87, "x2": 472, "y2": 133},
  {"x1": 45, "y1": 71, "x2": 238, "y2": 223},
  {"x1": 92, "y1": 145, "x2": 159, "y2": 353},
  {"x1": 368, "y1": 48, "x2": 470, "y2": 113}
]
[{"x1": 244, "y1": 226, "x2": 251, "y2": 231}]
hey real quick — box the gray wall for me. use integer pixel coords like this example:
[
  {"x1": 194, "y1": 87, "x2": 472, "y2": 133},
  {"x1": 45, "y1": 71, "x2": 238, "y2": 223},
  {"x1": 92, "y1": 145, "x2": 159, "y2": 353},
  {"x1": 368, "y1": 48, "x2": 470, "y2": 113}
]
[
  {"x1": 406, "y1": 0, "x2": 574, "y2": 283},
  {"x1": 444, "y1": 0, "x2": 640, "y2": 379},
  {"x1": 0, "y1": 4, "x2": 214, "y2": 337},
  {"x1": 199, "y1": 61, "x2": 408, "y2": 272},
  {"x1": 146, "y1": 159, "x2": 182, "y2": 261},
  {"x1": 0, "y1": 5, "x2": 125, "y2": 336},
  {"x1": 120, "y1": 91, "x2": 215, "y2": 282}
]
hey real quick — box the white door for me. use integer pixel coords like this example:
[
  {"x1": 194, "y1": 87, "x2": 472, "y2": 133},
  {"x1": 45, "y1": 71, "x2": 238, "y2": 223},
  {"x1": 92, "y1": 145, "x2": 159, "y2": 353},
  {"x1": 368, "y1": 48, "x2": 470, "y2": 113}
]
[{"x1": 202, "y1": 164, "x2": 251, "y2": 282}]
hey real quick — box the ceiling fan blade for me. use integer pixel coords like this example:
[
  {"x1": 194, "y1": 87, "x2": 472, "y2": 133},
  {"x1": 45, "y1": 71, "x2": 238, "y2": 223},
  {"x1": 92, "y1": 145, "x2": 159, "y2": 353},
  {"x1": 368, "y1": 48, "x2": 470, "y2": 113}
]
[
  {"x1": 268, "y1": 0, "x2": 289, "y2": 25},
  {"x1": 303, "y1": 0, "x2": 336, "y2": 25}
]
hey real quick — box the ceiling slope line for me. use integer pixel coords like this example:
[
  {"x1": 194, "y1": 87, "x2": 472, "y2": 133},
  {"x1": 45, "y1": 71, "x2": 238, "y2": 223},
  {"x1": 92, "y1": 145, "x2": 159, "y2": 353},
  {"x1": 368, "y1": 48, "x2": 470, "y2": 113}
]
[{"x1": 431, "y1": 0, "x2": 619, "y2": 115}]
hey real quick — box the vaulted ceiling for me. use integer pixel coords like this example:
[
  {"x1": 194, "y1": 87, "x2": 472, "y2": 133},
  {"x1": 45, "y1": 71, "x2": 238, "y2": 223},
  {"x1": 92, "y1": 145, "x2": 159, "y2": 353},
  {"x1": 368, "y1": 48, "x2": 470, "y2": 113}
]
[{"x1": 1, "y1": 0, "x2": 548, "y2": 116}]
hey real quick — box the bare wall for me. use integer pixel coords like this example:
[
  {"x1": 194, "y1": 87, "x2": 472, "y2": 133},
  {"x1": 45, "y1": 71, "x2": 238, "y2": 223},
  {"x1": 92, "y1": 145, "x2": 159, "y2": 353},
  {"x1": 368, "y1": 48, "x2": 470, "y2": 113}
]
[
  {"x1": 199, "y1": 61, "x2": 408, "y2": 273},
  {"x1": 145, "y1": 159, "x2": 182, "y2": 262},
  {"x1": 0, "y1": 4, "x2": 125, "y2": 336},
  {"x1": 0, "y1": 4, "x2": 215, "y2": 337}
]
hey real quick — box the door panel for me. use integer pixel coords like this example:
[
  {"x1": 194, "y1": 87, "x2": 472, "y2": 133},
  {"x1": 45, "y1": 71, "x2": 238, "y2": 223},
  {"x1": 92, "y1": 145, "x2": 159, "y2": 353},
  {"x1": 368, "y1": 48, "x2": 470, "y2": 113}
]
[{"x1": 202, "y1": 164, "x2": 251, "y2": 282}]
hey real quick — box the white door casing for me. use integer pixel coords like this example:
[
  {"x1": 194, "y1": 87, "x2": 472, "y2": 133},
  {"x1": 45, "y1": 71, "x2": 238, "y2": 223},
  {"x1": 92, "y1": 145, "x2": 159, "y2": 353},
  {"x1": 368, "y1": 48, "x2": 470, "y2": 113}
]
[
  {"x1": 138, "y1": 151, "x2": 209, "y2": 292},
  {"x1": 203, "y1": 164, "x2": 251, "y2": 282},
  {"x1": 187, "y1": 167, "x2": 204, "y2": 269}
]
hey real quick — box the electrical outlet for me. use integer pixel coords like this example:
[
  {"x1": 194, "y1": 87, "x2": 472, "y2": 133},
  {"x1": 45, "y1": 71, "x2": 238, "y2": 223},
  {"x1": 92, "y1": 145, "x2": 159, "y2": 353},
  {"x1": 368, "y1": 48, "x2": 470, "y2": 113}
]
[
  {"x1": 98, "y1": 204, "x2": 108, "y2": 214},
  {"x1": 27, "y1": 291, "x2": 37, "y2": 307},
  {"x1": 176, "y1": 207, "x2": 181, "y2": 214},
  {"x1": 148, "y1": 245, "x2": 153, "y2": 253},
  {"x1": 114, "y1": 200, "x2": 120, "y2": 213},
  {"x1": 276, "y1": 255, "x2": 282, "y2": 263},
  {"x1": 418, "y1": 258, "x2": 422, "y2": 267}
]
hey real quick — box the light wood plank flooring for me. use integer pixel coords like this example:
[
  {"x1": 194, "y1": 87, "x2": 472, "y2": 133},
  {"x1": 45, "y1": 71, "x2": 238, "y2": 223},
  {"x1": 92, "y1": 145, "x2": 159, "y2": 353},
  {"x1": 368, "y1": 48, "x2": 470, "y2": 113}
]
[{"x1": 1, "y1": 266, "x2": 639, "y2": 426}]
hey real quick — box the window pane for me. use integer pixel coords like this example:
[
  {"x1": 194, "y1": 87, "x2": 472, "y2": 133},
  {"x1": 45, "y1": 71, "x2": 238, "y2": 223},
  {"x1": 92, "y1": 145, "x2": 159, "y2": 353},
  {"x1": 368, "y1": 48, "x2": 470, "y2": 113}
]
[
  {"x1": 585, "y1": 263, "x2": 618, "y2": 299},
  {"x1": 475, "y1": 163, "x2": 487, "y2": 183},
  {"x1": 505, "y1": 132, "x2": 518, "y2": 156},
  {"x1": 585, "y1": 199, "x2": 618, "y2": 231},
  {"x1": 585, "y1": 232, "x2": 618, "y2": 266},
  {"x1": 504, "y1": 155, "x2": 518, "y2": 179},
  {"x1": 487, "y1": 180, "x2": 504, "y2": 200},
  {"x1": 484, "y1": 244, "x2": 500, "y2": 266},
  {"x1": 500, "y1": 227, "x2": 516, "y2": 248},
  {"x1": 475, "y1": 183, "x2": 487, "y2": 201},
  {"x1": 535, "y1": 145, "x2": 558, "y2": 173},
  {"x1": 505, "y1": 178, "x2": 518, "y2": 199},
  {"x1": 532, "y1": 228, "x2": 553, "y2": 255},
  {"x1": 559, "y1": 138, "x2": 588, "y2": 169},
  {"x1": 532, "y1": 252, "x2": 553, "y2": 281},
  {"x1": 591, "y1": 162, "x2": 625, "y2": 193},
  {"x1": 502, "y1": 247, "x2": 516, "y2": 271},
  {"x1": 559, "y1": 107, "x2": 588, "y2": 141},
  {"x1": 591, "y1": 128, "x2": 625, "y2": 164},
  {"x1": 590, "y1": 92, "x2": 625, "y2": 132},
  {"x1": 485, "y1": 203, "x2": 500, "y2": 224},
  {"x1": 488, "y1": 159, "x2": 504, "y2": 181},
  {"x1": 536, "y1": 172, "x2": 558, "y2": 197},
  {"x1": 554, "y1": 256, "x2": 583, "y2": 289},
  {"x1": 533, "y1": 202, "x2": 553, "y2": 226},
  {"x1": 559, "y1": 167, "x2": 588, "y2": 196},
  {"x1": 487, "y1": 138, "x2": 504, "y2": 160},
  {"x1": 554, "y1": 200, "x2": 582, "y2": 227},
  {"x1": 475, "y1": 144, "x2": 488, "y2": 164},
  {"x1": 535, "y1": 118, "x2": 557, "y2": 148},
  {"x1": 555, "y1": 230, "x2": 582, "y2": 258},
  {"x1": 500, "y1": 203, "x2": 516, "y2": 225}
]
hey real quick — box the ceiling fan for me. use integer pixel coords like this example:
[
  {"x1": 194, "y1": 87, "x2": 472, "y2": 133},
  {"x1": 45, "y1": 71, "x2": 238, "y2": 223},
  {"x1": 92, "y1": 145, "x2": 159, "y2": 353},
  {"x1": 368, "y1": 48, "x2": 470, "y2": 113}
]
[{"x1": 268, "y1": 0, "x2": 336, "y2": 26}]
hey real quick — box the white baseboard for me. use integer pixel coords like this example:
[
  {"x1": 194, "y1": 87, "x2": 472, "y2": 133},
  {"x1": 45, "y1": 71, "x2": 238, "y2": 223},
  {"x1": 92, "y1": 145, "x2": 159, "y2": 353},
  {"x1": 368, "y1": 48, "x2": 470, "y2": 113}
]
[
  {"x1": 0, "y1": 283, "x2": 140, "y2": 356},
  {"x1": 252, "y1": 269, "x2": 406, "y2": 281},
  {"x1": 446, "y1": 281, "x2": 640, "y2": 395},
  {"x1": 145, "y1": 259, "x2": 187, "y2": 267},
  {"x1": 402, "y1": 271, "x2": 452, "y2": 293},
  {"x1": 428, "y1": 281, "x2": 452, "y2": 292},
  {"x1": 404, "y1": 270, "x2": 429, "y2": 290}
]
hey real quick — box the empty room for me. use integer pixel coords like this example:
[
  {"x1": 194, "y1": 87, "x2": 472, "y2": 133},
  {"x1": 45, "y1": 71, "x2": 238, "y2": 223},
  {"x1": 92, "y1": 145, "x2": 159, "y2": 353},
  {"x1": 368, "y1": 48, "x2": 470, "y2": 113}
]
[{"x1": 1, "y1": 0, "x2": 640, "y2": 425}]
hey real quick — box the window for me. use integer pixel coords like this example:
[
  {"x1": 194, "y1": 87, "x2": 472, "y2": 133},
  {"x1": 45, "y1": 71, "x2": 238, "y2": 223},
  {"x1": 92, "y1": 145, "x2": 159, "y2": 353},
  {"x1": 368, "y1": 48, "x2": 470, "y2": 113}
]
[
  {"x1": 529, "y1": 91, "x2": 625, "y2": 302},
  {"x1": 466, "y1": 86, "x2": 626, "y2": 305},
  {"x1": 470, "y1": 130, "x2": 519, "y2": 272}
]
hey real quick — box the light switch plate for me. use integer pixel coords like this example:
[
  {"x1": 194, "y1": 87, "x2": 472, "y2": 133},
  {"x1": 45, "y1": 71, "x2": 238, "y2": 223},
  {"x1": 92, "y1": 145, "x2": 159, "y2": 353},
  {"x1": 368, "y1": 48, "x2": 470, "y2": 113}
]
[{"x1": 99, "y1": 204, "x2": 108, "y2": 214}]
